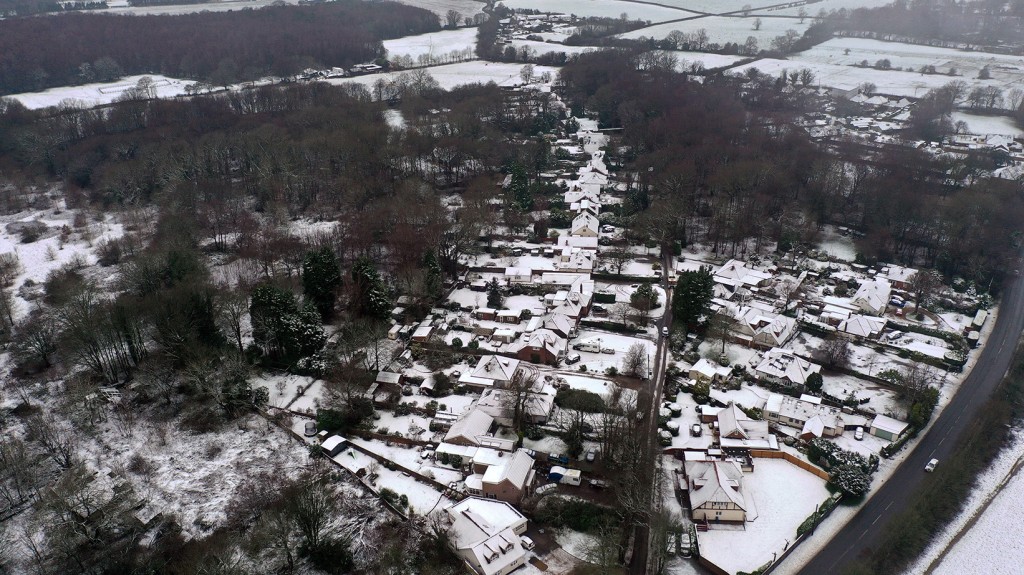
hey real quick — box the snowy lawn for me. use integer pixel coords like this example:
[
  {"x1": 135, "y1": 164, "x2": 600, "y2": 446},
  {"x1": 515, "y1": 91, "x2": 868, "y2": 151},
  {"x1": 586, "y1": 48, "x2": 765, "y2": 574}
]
[
  {"x1": 816, "y1": 225, "x2": 858, "y2": 262},
  {"x1": 619, "y1": 15, "x2": 810, "y2": 46},
  {"x1": 501, "y1": 0, "x2": 693, "y2": 20},
  {"x1": 951, "y1": 111, "x2": 1024, "y2": 137},
  {"x1": 698, "y1": 459, "x2": 830, "y2": 575},
  {"x1": 9, "y1": 75, "x2": 191, "y2": 109}
]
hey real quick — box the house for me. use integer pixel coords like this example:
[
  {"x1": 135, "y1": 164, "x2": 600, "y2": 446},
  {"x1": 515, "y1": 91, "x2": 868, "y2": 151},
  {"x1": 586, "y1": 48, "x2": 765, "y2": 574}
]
[
  {"x1": 570, "y1": 212, "x2": 599, "y2": 237},
  {"x1": 869, "y1": 414, "x2": 909, "y2": 441},
  {"x1": 852, "y1": 278, "x2": 892, "y2": 316},
  {"x1": 551, "y1": 291, "x2": 591, "y2": 320},
  {"x1": 881, "y1": 264, "x2": 917, "y2": 290},
  {"x1": 542, "y1": 313, "x2": 575, "y2": 339},
  {"x1": 445, "y1": 409, "x2": 496, "y2": 446},
  {"x1": 716, "y1": 403, "x2": 778, "y2": 450},
  {"x1": 714, "y1": 259, "x2": 772, "y2": 292},
  {"x1": 689, "y1": 358, "x2": 732, "y2": 384},
  {"x1": 465, "y1": 449, "x2": 537, "y2": 504},
  {"x1": 684, "y1": 460, "x2": 746, "y2": 522},
  {"x1": 754, "y1": 348, "x2": 822, "y2": 388},
  {"x1": 507, "y1": 329, "x2": 564, "y2": 365},
  {"x1": 764, "y1": 394, "x2": 866, "y2": 440},
  {"x1": 837, "y1": 314, "x2": 886, "y2": 340},
  {"x1": 556, "y1": 234, "x2": 599, "y2": 251},
  {"x1": 459, "y1": 356, "x2": 523, "y2": 390},
  {"x1": 375, "y1": 371, "x2": 404, "y2": 386},
  {"x1": 476, "y1": 386, "x2": 556, "y2": 426},
  {"x1": 496, "y1": 309, "x2": 522, "y2": 324},
  {"x1": 719, "y1": 302, "x2": 797, "y2": 349},
  {"x1": 444, "y1": 497, "x2": 529, "y2": 575},
  {"x1": 559, "y1": 249, "x2": 595, "y2": 273}
]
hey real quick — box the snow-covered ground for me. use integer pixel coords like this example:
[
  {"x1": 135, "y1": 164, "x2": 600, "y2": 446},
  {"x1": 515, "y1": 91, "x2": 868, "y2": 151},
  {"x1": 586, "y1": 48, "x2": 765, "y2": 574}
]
[
  {"x1": 104, "y1": 0, "x2": 484, "y2": 19},
  {"x1": 509, "y1": 39, "x2": 599, "y2": 57},
  {"x1": 619, "y1": 15, "x2": 809, "y2": 46},
  {"x1": 904, "y1": 431, "x2": 1024, "y2": 575},
  {"x1": 8, "y1": 74, "x2": 192, "y2": 110},
  {"x1": 383, "y1": 28, "x2": 479, "y2": 61},
  {"x1": 671, "y1": 50, "x2": 748, "y2": 70},
  {"x1": 816, "y1": 225, "x2": 858, "y2": 262},
  {"x1": 501, "y1": 0, "x2": 693, "y2": 20},
  {"x1": 698, "y1": 459, "x2": 831, "y2": 575},
  {"x1": 951, "y1": 111, "x2": 1024, "y2": 137},
  {"x1": 328, "y1": 61, "x2": 560, "y2": 91}
]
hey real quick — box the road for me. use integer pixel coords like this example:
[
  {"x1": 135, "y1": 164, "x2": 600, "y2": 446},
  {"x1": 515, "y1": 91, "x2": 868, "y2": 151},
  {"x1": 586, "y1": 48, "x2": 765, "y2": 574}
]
[
  {"x1": 629, "y1": 250, "x2": 675, "y2": 575},
  {"x1": 797, "y1": 269, "x2": 1024, "y2": 575}
]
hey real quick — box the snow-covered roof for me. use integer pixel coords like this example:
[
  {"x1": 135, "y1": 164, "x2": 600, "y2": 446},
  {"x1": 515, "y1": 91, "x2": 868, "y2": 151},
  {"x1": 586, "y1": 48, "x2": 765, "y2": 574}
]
[
  {"x1": 471, "y1": 355, "x2": 521, "y2": 383},
  {"x1": 838, "y1": 314, "x2": 886, "y2": 338},
  {"x1": 871, "y1": 414, "x2": 909, "y2": 436},
  {"x1": 445, "y1": 498, "x2": 528, "y2": 575},
  {"x1": 715, "y1": 259, "x2": 771, "y2": 288},
  {"x1": 686, "y1": 460, "x2": 745, "y2": 511},
  {"x1": 755, "y1": 348, "x2": 822, "y2": 386},
  {"x1": 690, "y1": 358, "x2": 732, "y2": 380},
  {"x1": 321, "y1": 435, "x2": 346, "y2": 452},
  {"x1": 376, "y1": 371, "x2": 402, "y2": 385},
  {"x1": 445, "y1": 409, "x2": 494, "y2": 444},
  {"x1": 852, "y1": 278, "x2": 892, "y2": 315},
  {"x1": 881, "y1": 264, "x2": 917, "y2": 285},
  {"x1": 570, "y1": 212, "x2": 599, "y2": 236},
  {"x1": 482, "y1": 449, "x2": 535, "y2": 488}
]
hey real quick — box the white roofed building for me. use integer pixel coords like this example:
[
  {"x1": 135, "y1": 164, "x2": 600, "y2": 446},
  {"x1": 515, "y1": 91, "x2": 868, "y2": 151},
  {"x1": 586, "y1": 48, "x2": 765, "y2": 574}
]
[
  {"x1": 684, "y1": 460, "x2": 747, "y2": 522},
  {"x1": 852, "y1": 278, "x2": 892, "y2": 316},
  {"x1": 570, "y1": 212, "x2": 599, "y2": 237},
  {"x1": 459, "y1": 356, "x2": 523, "y2": 390},
  {"x1": 445, "y1": 409, "x2": 496, "y2": 447},
  {"x1": 754, "y1": 348, "x2": 822, "y2": 388},
  {"x1": 444, "y1": 498, "x2": 529, "y2": 575}
]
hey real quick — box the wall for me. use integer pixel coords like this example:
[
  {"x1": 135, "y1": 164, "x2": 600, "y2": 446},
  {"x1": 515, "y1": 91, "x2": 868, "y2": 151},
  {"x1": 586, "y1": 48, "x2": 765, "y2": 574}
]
[{"x1": 749, "y1": 449, "x2": 830, "y2": 481}]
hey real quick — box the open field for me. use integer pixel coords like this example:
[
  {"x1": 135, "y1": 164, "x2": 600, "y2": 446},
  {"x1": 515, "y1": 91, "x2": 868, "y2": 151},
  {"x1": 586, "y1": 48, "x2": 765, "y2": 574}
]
[
  {"x1": 618, "y1": 15, "x2": 810, "y2": 45},
  {"x1": 501, "y1": 0, "x2": 694, "y2": 20},
  {"x1": 328, "y1": 61, "x2": 560, "y2": 90},
  {"x1": 383, "y1": 28, "x2": 479, "y2": 60}
]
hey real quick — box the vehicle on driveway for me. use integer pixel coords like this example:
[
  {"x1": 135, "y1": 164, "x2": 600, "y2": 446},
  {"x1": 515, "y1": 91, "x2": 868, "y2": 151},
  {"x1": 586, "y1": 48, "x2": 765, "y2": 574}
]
[{"x1": 854, "y1": 427, "x2": 864, "y2": 440}]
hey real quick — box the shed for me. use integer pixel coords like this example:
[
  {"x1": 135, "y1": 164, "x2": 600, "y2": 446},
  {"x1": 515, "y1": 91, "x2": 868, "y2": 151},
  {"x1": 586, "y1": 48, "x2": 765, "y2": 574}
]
[
  {"x1": 321, "y1": 436, "x2": 348, "y2": 457},
  {"x1": 869, "y1": 414, "x2": 909, "y2": 441}
]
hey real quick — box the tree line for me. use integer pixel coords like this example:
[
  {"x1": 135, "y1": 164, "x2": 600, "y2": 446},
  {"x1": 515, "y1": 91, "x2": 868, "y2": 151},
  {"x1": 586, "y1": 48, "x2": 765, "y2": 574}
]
[{"x1": 0, "y1": 1, "x2": 441, "y2": 95}]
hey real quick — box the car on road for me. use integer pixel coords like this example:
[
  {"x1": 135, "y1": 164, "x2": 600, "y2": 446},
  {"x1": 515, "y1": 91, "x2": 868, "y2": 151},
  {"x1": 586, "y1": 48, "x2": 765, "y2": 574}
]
[
  {"x1": 925, "y1": 458, "x2": 939, "y2": 472},
  {"x1": 662, "y1": 326, "x2": 669, "y2": 337},
  {"x1": 854, "y1": 427, "x2": 864, "y2": 441}
]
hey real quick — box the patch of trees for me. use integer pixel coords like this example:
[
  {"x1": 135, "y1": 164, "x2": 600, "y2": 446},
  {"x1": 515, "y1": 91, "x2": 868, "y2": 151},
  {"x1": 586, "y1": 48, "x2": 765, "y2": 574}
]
[{"x1": 0, "y1": 1, "x2": 441, "y2": 94}]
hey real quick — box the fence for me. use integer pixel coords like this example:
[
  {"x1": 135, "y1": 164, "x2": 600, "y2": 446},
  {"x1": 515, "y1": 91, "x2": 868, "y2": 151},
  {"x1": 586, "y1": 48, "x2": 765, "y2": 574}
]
[{"x1": 749, "y1": 450, "x2": 830, "y2": 481}]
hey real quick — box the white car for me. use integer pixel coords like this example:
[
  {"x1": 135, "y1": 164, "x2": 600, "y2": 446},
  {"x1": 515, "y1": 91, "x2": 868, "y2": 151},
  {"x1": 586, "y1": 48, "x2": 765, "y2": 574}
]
[
  {"x1": 925, "y1": 458, "x2": 939, "y2": 472},
  {"x1": 520, "y1": 536, "x2": 535, "y2": 551},
  {"x1": 854, "y1": 427, "x2": 864, "y2": 441}
]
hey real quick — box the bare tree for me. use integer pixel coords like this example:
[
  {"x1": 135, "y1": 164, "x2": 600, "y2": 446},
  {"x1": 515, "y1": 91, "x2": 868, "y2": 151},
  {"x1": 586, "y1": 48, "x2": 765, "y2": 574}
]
[
  {"x1": 501, "y1": 367, "x2": 540, "y2": 435},
  {"x1": 622, "y1": 342, "x2": 648, "y2": 378},
  {"x1": 910, "y1": 269, "x2": 942, "y2": 313},
  {"x1": 753, "y1": 17, "x2": 762, "y2": 30},
  {"x1": 287, "y1": 470, "x2": 336, "y2": 550},
  {"x1": 819, "y1": 334, "x2": 851, "y2": 368},
  {"x1": 444, "y1": 9, "x2": 462, "y2": 28},
  {"x1": 0, "y1": 435, "x2": 40, "y2": 507},
  {"x1": 25, "y1": 414, "x2": 78, "y2": 468},
  {"x1": 219, "y1": 289, "x2": 249, "y2": 353}
]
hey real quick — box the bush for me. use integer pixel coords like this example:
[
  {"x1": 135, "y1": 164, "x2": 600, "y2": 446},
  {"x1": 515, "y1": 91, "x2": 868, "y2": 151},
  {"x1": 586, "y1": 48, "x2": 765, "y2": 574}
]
[
  {"x1": 534, "y1": 498, "x2": 619, "y2": 533},
  {"x1": 306, "y1": 537, "x2": 354, "y2": 575},
  {"x1": 451, "y1": 337, "x2": 463, "y2": 349}
]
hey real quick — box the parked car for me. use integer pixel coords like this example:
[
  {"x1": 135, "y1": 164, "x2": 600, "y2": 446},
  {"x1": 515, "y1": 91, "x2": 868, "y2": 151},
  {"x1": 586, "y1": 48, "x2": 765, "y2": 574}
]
[
  {"x1": 524, "y1": 449, "x2": 537, "y2": 458},
  {"x1": 303, "y1": 421, "x2": 317, "y2": 437},
  {"x1": 520, "y1": 536, "x2": 535, "y2": 551},
  {"x1": 548, "y1": 453, "x2": 570, "y2": 465},
  {"x1": 925, "y1": 458, "x2": 939, "y2": 472},
  {"x1": 854, "y1": 427, "x2": 864, "y2": 441},
  {"x1": 662, "y1": 326, "x2": 669, "y2": 337},
  {"x1": 585, "y1": 448, "x2": 598, "y2": 462},
  {"x1": 565, "y1": 352, "x2": 581, "y2": 365},
  {"x1": 691, "y1": 423, "x2": 703, "y2": 437},
  {"x1": 666, "y1": 533, "x2": 677, "y2": 556},
  {"x1": 589, "y1": 479, "x2": 610, "y2": 489}
]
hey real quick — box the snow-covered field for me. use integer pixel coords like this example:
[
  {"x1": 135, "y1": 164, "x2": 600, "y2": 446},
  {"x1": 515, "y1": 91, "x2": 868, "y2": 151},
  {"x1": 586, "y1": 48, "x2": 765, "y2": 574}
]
[
  {"x1": 951, "y1": 111, "x2": 1024, "y2": 137},
  {"x1": 509, "y1": 39, "x2": 600, "y2": 57},
  {"x1": 331, "y1": 61, "x2": 560, "y2": 90},
  {"x1": 8, "y1": 74, "x2": 191, "y2": 110},
  {"x1": 104, "y1": 0, "x2": 484, "y2": 19},
  {"x1": 671, "y1": 50, "x2": 748, "y2": 70},
  {"x1": 501, "y1": 0, "x2": 693, "y2": 20},
  {"x1": 619, "y1": 15, "x2": 809, "y2": 46},
  {"x1": 816, "y1": 225, "x2": 858, "y2": 262},
  {"x1": 904, "y1": 431, "x2": 1024, "y2": 575},
  {"x1": 383, "y1": 28, "x2": 479, "y2": 61},
  {"x1": 698, "y1": 459, "x2": 830, "y2": 575}
]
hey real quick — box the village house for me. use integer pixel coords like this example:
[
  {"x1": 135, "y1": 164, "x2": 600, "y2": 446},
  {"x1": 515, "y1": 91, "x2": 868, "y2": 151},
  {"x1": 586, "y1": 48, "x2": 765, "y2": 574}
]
[
  {"x1": 754, "y1": 348, "x2": 822, "y2": 388},
  {"x1": 464, "y1": 449, "x2": 537, "y2": 504},
  {"x1": 444, "y1": 497, "x2": 529, "y2": 575},
  {"x1": 684, "y1": 460, "x2": 747, "y2": 523},
  {"x1": 880, "y1": 264, "x2": 917, "y2": 291},
  {"x1": 444, "y1": 409, "x2": 496, "y2": 447},
  {"x1": 716, "y1": 403, "x2": 779, "y2": 450},
  {"x1": 459, "y1": 356, "x2": 523, "y2": 390},
  {"x1": 764, "y1": 394, "x2": 868, "y2": 440},
  {"x1": 713, "y1": 259, "x2": 773, "y2": 300},
  {"x1": 852, "y1": 278, "x2": 892, "y2": 316},
  {"x1": 476, "y1": 386, "x2": 556, "y2": 426},
  {"x1": 541, "y1": 312, "x2": 576, "y2": 339},
  {"x1": 507, "y1": 329, "x2": 564, "y2": 365},
  {"x1": 837, "y1": 314, "x2": 886, "y2": 340},
  {"x1": 570, "y1": 212, "x2": 599, "y2": 237},
  {"x1": 689, "y1": 358, "x2": 732, "y2": 384},
  {"x1": 718, "y1": 301, "x2": 798, "y2": 349}
]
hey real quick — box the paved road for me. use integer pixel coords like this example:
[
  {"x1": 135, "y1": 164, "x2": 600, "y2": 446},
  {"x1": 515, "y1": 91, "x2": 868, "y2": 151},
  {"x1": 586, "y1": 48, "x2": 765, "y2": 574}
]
[
  {"x1": 629, "y1": 250, "x2": 675, "y2": 575},
  {"x1": 796, "y1": 270, "x2": 1024, "y2": 575}
]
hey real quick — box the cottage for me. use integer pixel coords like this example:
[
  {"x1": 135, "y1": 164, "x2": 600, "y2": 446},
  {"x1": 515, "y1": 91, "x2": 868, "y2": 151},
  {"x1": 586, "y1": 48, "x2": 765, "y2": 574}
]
[
  {"x1": 754, "y1": 348, "x2": 822, "y2": 388},
  {"x1": 716, "y1": 403, "x2": 778, "y2": 450},
  {"x1": 459, "y1": 356, "x2": 523, "y2": 390},
  {"x1": 763, "y1": 394, "x2": 865, "y2": 439},
  {"x1": 444, "y1": 498, "x2": 529, "y2": 575},
  {"x1": 714, "y1": 259, "x2": 772, "y2": 291},
  {"x1": 570, "y1": 213, "x2": 599, "y2": 237},
  {"x1": 684, "y1": 460, "x2": 746, "y2": 522},
  {"x1": 508, "y1": 329, "x2": 564, "y2": 365},
  {"x1": 881, "y1": 264, "x2": 917, "y2": 291},
  {"x1": 444, "y1": 409, "x2": 496, "y2": 447},
  {"x1": 476, "y1": 386, "x2": 555, "y2": 426},
  {"x1": 471, "y1": 449, "x2": 537, "y2": 504},
  {"x1": 851, "y1": 279, "x2": 892, "y2": 316},
  {"x1": 837, "y1": 314, "x2": 886, "y2": 340},
  {"x1": 689, "y1": 358, "x2": 732, "y2": 384}
]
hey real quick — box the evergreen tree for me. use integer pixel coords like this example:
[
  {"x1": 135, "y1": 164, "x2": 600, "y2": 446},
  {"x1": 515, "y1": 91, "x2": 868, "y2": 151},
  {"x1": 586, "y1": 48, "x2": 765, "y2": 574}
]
[
  {"x1": 486, "y1": 277, "x2": 505, "y2": 309},
  {"x1": 351, "y1": 256, "x2": 391, "y2": 319},
  {"x1": 250, "y1": 284, "x2": 326, "y2": 364},
  {"x1": 423, "y1": 249, "x2": 443, "y2": 300},
  {"x1": 673, "y1": 266, "x2": 714, "y2": 329},
  {"x1": 302, "y1": 247, "x2": 342, "y2": 321}
]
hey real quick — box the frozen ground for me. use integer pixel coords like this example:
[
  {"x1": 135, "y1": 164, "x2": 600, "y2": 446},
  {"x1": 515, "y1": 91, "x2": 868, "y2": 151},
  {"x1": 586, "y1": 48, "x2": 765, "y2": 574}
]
[
  {"x1": 509, "y1": 39, "x2": 599, "y2": 57},
  {"x1": 671, "y1": 50, "x2": 748, "y2": 70},
  {"x1": 106, "y1": 0, "x2": 484, "y2": 19},
  {"x1": 951, "y1": 111, "x2": 1024, "y2": 137},
  {"x1": 329, "y1": 61, "x2": 560, "y2": 91},
  {"x1": 619, "y1": 15, "x2": 809, "y2": 46},
  {"x1": 9, "y1": 75, "x2": 191, "y2": 109},
  {"x1": 904, "y1": 430, "x2": 1024, "y2": 575},
  {"x1": 698, "y1": 459, "x2": 830, "y2": 575},
  {"x1": 816, "y1": 225, "x2": 858, "y2": 262},
  {"x1": 383, "y1": 28, "x2": 479, "y2": 61}
]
